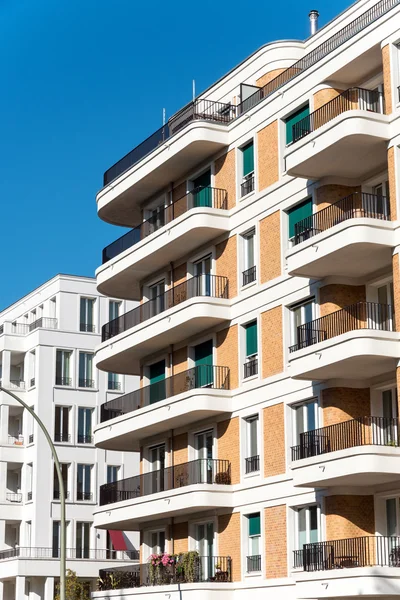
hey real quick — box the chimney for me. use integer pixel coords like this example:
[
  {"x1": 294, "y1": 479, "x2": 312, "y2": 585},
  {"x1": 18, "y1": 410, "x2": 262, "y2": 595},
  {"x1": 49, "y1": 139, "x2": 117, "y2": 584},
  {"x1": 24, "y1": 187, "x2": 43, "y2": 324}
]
[{"x1": 309, "y1": 10, "x2": 319, "y2": 35}]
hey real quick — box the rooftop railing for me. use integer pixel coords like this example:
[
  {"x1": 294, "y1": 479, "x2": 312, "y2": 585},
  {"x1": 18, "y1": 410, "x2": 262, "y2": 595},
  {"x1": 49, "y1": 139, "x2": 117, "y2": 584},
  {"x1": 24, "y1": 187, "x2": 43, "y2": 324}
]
[
  {"x1": 289, "y1": 301, "x2": 394, "y2": 353},
  {"x1": 292, "y1": 192, "x2": 390, "y2": 245},
  {"x1": 102, "y1": 186, "x2": 228, "y2": 264},
  {"x1": 0, "y1": 319, "x2": 58, "y2": 336},
  {"x1": 101, "y1": 274, "x2": 229, "y2": 342},
  {"x1": 100, "y1": 364, "x2": 230, "y2": 422},
  {"x1": 291, "y1": 416, "x2": 400, "y2": 461},
  {"x1": 0, "y1": 547, "x2": 139, "y2": 561},
  {"x1": 100, "y1": 458, "x2": 231, "y2": 506}
]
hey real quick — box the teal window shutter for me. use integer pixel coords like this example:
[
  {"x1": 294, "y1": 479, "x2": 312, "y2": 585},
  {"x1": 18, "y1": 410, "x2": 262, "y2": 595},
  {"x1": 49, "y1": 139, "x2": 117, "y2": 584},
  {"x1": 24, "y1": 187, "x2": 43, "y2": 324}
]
[
  {"x1": 288, "y1": 198, "x2": 313, "y2": 238},
  {"x1": 286, "y1": 105, "x2": 310, "y2": 145},
  {"x1": 242, "y1": 142, "x2": 254, "y2": 176},
  {"x1": 248, "y1": 513, "x2": 261, "y2": 536},
  {"x1": 245, "y1": 321, "x2": 258, "y2": 357}
]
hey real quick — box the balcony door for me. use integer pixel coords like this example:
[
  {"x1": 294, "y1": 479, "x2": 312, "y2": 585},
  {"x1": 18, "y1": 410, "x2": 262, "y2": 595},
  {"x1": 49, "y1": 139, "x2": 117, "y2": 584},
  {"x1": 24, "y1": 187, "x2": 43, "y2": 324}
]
[
  {"x1": 150, "y1": 530, "x2": 166, "y2": 554},
  {"x1": 149, "y1": 360, "x2": 166, "y2": 405},
  {"x1": 194, "y1": 430, "x2": 213, "y2": 484},
  {"x1": 149, "y1": 280, "x2": 165, "y2": 318},
  {"x1": 192, "y1": 171, "x2": 211, "y2": 208},
  {"x1": 293, "y1": 400, "x2": 318, "y2": 450},
  {"x1": 195, "y1": 522, "x2": 214, "y2": 580},
  {"x1": 296, "y1": 505, "x2": 320, "y2": 549},
  {"x1": 194, "y1": 340, "x2": 213, "y2": 388},
  {"x1": 148, "y1": 444, "x2": 166, "y2": 494},
  {"x1": 380, "y1": 388, "x2": 399, "y2": 445},
  {"x1": 194, "y1": 255, "x2": 212, "y2": 296}
]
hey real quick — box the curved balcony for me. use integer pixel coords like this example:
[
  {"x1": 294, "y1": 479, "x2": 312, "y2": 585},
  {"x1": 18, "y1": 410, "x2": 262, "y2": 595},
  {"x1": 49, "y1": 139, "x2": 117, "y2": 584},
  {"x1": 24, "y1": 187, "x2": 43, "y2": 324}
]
[
  {"x1": 94, "y1": 458, "x2": 232, "y2": 530},
  {"x1": 97, "y1": 100, "x2": 235, "y2": 227},
  {"x1": 97, "y1": 187, "x2": 230, "y2": 301},
  {"x1": 96, "y1": 275, "x2": 230, "y2": 376},
  {"x1": 291, "y1": 416, "x2": 400, "y2": 487},
  {"x1": 285, "y1": 88, "x2": 390, "y2": 180},
  {"x1": 294, "y1": 536, "x2": 400, "y2": 599},
  {"x1": 288, "y1": 302, "x2": 399, "y2": 381},
  {"x1": 286, "y1": 193, "x2": 394, "y2": 279}
]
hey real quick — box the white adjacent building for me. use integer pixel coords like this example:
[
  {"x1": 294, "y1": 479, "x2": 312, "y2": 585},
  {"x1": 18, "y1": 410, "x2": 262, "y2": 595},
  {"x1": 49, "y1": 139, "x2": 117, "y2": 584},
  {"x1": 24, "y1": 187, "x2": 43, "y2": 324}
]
[{"x1": 0, "y1": 274, "x2": 139, "y2": 600}]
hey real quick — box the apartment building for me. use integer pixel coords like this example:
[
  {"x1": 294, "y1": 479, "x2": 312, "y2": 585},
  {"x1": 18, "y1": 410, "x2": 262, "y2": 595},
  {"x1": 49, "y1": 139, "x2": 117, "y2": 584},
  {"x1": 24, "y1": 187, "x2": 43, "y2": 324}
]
[
  {"x1": 91, "y1": 0, "x2": 400, "y2": 598},
  {"x1": 0, "y1": 275, "x2": 139, "y2": 600}
]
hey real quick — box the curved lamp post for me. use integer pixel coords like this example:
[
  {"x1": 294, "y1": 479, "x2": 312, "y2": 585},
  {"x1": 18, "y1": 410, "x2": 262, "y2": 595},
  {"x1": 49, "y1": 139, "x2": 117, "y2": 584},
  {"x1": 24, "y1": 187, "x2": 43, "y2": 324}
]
[{"x1": 0, "y1": 385, "x2": 66, "y2": 600}]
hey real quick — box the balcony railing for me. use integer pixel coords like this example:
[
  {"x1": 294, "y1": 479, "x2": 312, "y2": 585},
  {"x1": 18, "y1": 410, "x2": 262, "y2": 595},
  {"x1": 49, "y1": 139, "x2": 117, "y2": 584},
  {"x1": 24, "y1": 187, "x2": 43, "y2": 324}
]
[
  {"x1": 291, "y1": 416, "x2": 400, "y2": 461},
  {"x1": 55, "y1": 376, "x2": 72, "y2": 387},
  {"x1": 6, "y1": 493, "x2": 22, "y2": 503},
  {"x1": 77, "y1": 491, "x2": 93, "y2": 501},
  {"x1": 0, "y1": 547, "x2": 138, "y2": 561},
  {"x1": 100, "y1": 364, "x2": 230, "y2": 422},
  {"x1": 78, "y1": 379, "x2": 95, "y2": 389},
  {"x1": 54, "y1": 433, "x2": 71, "y2": 443},
  {"x1": 100, "y1": 458, "x2": 231, "y2": 506},
  {"x1": 103, "y1": 99, "x2": 236, "y2": 186},
  {"x1": 108, "y1": 380, "x2": 121, "y2": 391},
  {"x1": 99, "y1": 555, "x2": 232, "y2": 589},
  {"x1": 102, "y1": 186, "x2": 228, "y2": 264},
  {"x1": 243, "y1": 357, "x2": 258, "y2": 379},
  {"x1": 53, "y1": 490, "x2": 70, "y2": 500},
  {"x1": 246, "y1": 554, "x2": 261, "y2": 572},
  {"x1": 9, "y1": 380, "x2": 25, "y2": 389},
  {"x1": 240, "y1": 174, "x2": 254, "y2": 198},
  {"x1": 0, "y1": 319, "x2": 58, "y2": 336},
  {"x1": 245, "y1": 455, "x2": 260, "y2": 474},
  {"x1": 29, "y1": 317, "x2": 58, "y2": 332},
  {"x1": 101, "y1": 274, "x2": 229, "y2": 342},
  {"x1": 77, "y1": 434, "x2": 93, "y2": 444},
  {"x1": 242, "y1": 265, "x2": 256, "y2": 286},
  {"x1": 292, "y1": 192, "x2": 390, "y2": 245},
  {"x1": 294, "y1": 536, "x2": 400, "y2": 571},
  {"x1": 80, "y1": 323, "x2": 96, "y2": 333},
  {"x1": 7, "y1": 435, "x2": 23, "y2": 446},
  {"x1": 289, "y1": 302, "x2": 394, "y2": 353}
]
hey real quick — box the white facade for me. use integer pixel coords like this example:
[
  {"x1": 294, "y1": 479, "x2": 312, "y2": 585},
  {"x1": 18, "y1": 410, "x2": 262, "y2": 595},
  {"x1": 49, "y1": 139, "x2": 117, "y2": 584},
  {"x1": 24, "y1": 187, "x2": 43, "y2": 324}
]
[{"x1": 0, "y1": 274, "x2": 139, "y2": 600}]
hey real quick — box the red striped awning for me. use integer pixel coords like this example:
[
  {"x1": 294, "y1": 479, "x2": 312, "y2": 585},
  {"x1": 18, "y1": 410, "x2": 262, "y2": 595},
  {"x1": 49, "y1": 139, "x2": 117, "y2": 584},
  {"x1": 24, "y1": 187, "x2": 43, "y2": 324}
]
[{"x1": 108, "y1": 530, "x2": 127, "y2": 551}]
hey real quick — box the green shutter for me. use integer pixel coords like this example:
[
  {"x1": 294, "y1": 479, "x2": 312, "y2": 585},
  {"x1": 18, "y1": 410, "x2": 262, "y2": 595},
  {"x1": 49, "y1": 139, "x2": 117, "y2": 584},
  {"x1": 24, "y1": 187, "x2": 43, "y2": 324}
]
[
  {"x1": 286, "y1": 105, "x2": 310, "y2": 145},
  {"x1": 193, "y1": 171, "x2": 212, "y2": 208},
  {"x1": 288, "y1": 198, "x2": 313, "y2": 239},
  {"x1": 242, "y1": 142, "x2": 254, "y2": 177},
  {"x1": 248, "y1": 513, "x2": 261, "y2": 536},
  {"x1": 245, "y1": 321, "x2": 258, "y2": 357},
  {"x1": 194, "y1": 340, "x2": 213, "y2": 387},
  {"x1": 149, "y1": 360, "x2": 166, "y2": 404}
]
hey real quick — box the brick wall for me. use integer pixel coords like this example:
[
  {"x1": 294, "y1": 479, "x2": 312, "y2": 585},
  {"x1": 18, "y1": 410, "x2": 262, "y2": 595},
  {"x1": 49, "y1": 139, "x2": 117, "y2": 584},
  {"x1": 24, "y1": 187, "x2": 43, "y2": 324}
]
[
  {"x1": 218, "y1": 513, "x2": 241, "y2": 581},
  {"x1": 172, "y1": 522, "x2": 188, "y2": 554},
  {"x1": 265, "y1": 505, "x2": 287, "y2": 578},
  {"x1": 263, "y1": 403, "x2": 285, "y2": 477},
  {"x1": 172, "y1": 347, "x2": 187, "y2": 375},
  {"x1": 216, "y1": 235, "x2": 237, "y2": 298},
  {"x1": 172, "y1": 181, "x2": 188, "y2": 220},
  {"x1": 257, "y1": 120, "x2": 279, "y2": 191},
  {"x1": 313, "y1": 88, "x2": 343, "y2": 111},
  {"x1": 261, "y1": 306, "x2": 283, "y2": 378},
  {"x1": 316, "y1": 184, "x2": 361, "y2": 212},
  {"x1": 217, "y1": 417, "x2": 240, "y2": 484},
  {"x1": 256, "y1": 68, "x2": 285, "y2": 88},
  {"x1": 325, "y1": 495, "x2": 375, "y2": 540},
  {"x1": 260, "y1": 211, "x2": 281, "y2": 283},
  {"x1": 215, "y1": 149, "x2": 236, "y2": 209},
  {"x1": 216, "y1": 325, "x2": 238, "y2": 389},
  {"x1": 382, "y1": 44, "x2": 393, "y2": 115},
  {"x1": 173, "y1": 432, "x2": 188, "y2": 465},
  {"x1": 173, "y1": 262, "x2": 187, "y2": 287},
  {"x1": 393, "y1": 254, "x2": 400, "y2": 333},
  {"x1": 322, "y1": 387, "x2": 371, "y2": 426},
  {"x1": 319, "y1": 284, "x2": 366, "y2": 317},
  {"x1": 388, "y1": 146, "x2": 397, "y2": 220}
]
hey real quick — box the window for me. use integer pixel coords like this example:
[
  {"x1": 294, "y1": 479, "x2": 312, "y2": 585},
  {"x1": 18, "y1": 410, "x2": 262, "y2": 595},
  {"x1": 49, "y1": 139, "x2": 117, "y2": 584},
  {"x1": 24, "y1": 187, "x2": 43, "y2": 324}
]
[
  {"x1": 76, "y1": 522, "x2": 91, "y2": 558},
  {"x1": 287, "y1": 198, "x2": 313, "y2": 242},
  {"x1": 78, "y1": 352, "x2": 94, "y2": 388},
  {"x1": 149, "y1": 281, "x2": 165, "y2": 317},
  {"x1": 107, "y1": 465, "x2": 119, "y2": 484},
  {"x1": 285, "y1": 104, "x2": 310, "y2": 145},
  {"x1": 77, "y1": 408, "x2": 93, "y2": 444},
  {"x1": 55, "y1": 350, "x2": 72, "y2": 386},
  {"x1": 242, "y1": 229, "x2": 256, "y2": 286},
  {"x1": 241, "y1": 141, "x2": 255, "y2": 197},
  {"x1": 246, "y1": 513, "x2": 261, "y2": 572},
  {"x1": 29, "y1": 350, "x2": 36, "y2": 388},
  {"x1": 53, "y1": 520, "x2": 61, "y2": 558},
  {"x1": 77, "y1": 464, "x2": 92, "y2": 501},
  {"x1": 80, "y1": 297, "x2": 95, "y2": 332},
  {"x1": 295, "y1": 505, "x2": 320, "y2": 548},
  {"x1": 292, "y1": 399, "x2": 319, "y2": 459},
  {"x1": 109, "y1": 300, "x2": 121, "y2": 322},
  {"x1": 243, "y1": 321, "x2": 258, "y2": 378},
  {"x1": 149, "y1": 530, "x2": 166, "y2": 554},
  {"x1": 50, "y1": 297, "x2": 57, "y2": 319},
  {"x1": 53, "y1": 463, "x2": 69, "y2": 499},
  {"x1": 245, "y1": 416, "x2": 259, "y2": 474},
  {"x1": 108, "y1": 372, "x2": 121, "y2": 391},
  {"x1": 54, "y1": 406, "x2": 70, "y2": 443},
  {"x1": 290, "y1": 298, "x2": 315, "y2": 349}
]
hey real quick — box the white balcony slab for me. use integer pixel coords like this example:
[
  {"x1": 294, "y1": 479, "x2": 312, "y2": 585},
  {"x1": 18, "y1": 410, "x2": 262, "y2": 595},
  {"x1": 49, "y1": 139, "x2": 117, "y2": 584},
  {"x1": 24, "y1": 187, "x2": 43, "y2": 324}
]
[{"x1": 92, "y1": 584, "x2": 234, "y2": 600}]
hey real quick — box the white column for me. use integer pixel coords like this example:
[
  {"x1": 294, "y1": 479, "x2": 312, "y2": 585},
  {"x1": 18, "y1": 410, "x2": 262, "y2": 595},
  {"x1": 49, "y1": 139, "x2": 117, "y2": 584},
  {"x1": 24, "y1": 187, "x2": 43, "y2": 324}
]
[
  {"x1": 0, "y1": 580, "x2": 3, "y2": 600},
  {"x1": 0, "y1": 520, "x2": 5, "y2": 549},
  {"x1": 1, "y1": 351, "x2": 11, "y2": 388},
  {"x1": 0, "y1": 405, "x2": 9, "y2": 444},
  {"x1": 44, "y1": 576, "x2": 54, "y2": 600},
  {"x1": 15, "y1": 576, "x2": 25, "y2": 600},
  {"x1": 0, "y1": 462, "x2": 7, "y2": 502}
]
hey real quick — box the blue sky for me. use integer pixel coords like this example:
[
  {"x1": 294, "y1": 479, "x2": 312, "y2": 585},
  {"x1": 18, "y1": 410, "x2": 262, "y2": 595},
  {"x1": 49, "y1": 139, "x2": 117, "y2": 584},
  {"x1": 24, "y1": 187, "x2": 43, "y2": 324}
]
[{"x1": 0, "y1": 0, "x2": 351, "y2": 310}]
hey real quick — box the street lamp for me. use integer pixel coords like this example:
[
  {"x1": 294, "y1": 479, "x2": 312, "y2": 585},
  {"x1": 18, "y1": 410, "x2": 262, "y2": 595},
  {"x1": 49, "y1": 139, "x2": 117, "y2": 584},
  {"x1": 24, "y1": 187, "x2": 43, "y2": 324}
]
[{"x1": 0, "y1": 385, "x2": 66, "y2": 600}]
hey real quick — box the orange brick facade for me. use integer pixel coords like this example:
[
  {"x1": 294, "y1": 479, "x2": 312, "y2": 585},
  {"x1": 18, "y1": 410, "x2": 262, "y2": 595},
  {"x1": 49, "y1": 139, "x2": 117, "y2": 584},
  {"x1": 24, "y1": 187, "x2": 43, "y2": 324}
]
[
  {"x1": 263, "y1": 403, "x2": 285, "y2": 477},
  {"x1": 382, "y1": 44, "x2": 393, "y2": 115},
  {"x1": 256, "y1": 68, "x2": 286, "y2": 88},
  {"x1": 319, "y1": 284, "x2": 366, "y2": 317},
  {"x1": 265, "y1": 505, "x2": 287, "y2": 578},
  {"x1": 218, "y1": 513, "x2": 241, "y2": 582},
  {"x1": 325, "y1": 495, "x2": 375, "y2": 540},
  {"x1": 216, "y1": 325, "x2": 238, "y2": 389},
  {"x1": 217, "y1": 417, "x2": 240, "y2": 484},
  {"x1": 257, "y1": 120, "x2": 279, "y2": 191},
  {"x1": 321, "y1": 387, "x2": 371, "y2": 426},
  {"x1": 216, "y1": 235, "x2": 237, "y2": 298},
  {"x1": 259, "y1": 211, "x2": 281, "y2": 283},
  {"x1": 261, "y1": 306, "x2": 283, "y2": 378},
  {"x1": 214, "y1": 149, "x2": 236, "y2": 210},
  {"x1": 388, "y1": 146, "x2": 397, "y2": 220}
]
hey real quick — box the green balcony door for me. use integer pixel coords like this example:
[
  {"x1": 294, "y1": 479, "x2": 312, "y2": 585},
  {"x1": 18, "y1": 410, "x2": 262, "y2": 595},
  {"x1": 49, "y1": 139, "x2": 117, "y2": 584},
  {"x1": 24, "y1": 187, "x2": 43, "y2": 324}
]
[
  {"x1": 149, "y1": 360, "x2": 166, "y2": 404},
  {"x1": 192, "y1": 171, "x2": 211, "y2": 208},
  {"x1": 288, "y1": 198, "x2": 313, "y2": 239},
  {"x1": 286, "y1": 104, "x2": 310, "y2": 145},
  {"x1": 194, "y1": 340, "x2": 213, "y2": 387}
]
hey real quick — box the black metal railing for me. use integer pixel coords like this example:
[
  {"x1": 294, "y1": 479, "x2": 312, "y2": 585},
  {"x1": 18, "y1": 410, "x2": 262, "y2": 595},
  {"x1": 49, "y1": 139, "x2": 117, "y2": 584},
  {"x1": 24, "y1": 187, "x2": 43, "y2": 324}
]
[
  {"x1": 55, "y1": 376, "x2": 72, "y2": 387},
  {"x1": 77, "y1": 491, "x2": 93, "y2": 501},
  {"x1": 241, "y1": 175, "x2": 254, "y2": 197},
  {"x1": 245, "y1": 455, "x2": 260, "y2": 474},
  {"x1": 101, "y1": 365, "x2": 230, "y2": 422},
  {"x1": 30, "y1": 378, "x2": 35, "y2": 388},
  {"x1": 102, "y1": 274, "x2": 229, "y2": 342},
  {"x1": 28, "y1": 434, "x2": 33, "y2": 444},
  {"x1": 27, "y1": 492, "x2": 32, "y2": 501},
  {"x1": 291, "y1": 416, "x2": 400, "y2": 461},
  {"x1": 29, "y1": 317, "x2": 58, "y2": 332},
  {"x1": 6, "y1": 493, "x2": 22, "y2": 503},
  {"x1": 244, "y1": 358, "x2": 258, "y2": 379},
  {"x1": 242, "y1": 266, "x2": 256, "y2": 286},
  {"x1": 246, "y1": 555, "x2": 261, "y2": 572},
  {"x1": 289, "y1": 302, "x2": 394, "y2": 353},
  {"x1": 237, "y1": 0, "x2": 399, "y2": 115},
  {"x1": 100, "y1": 458, "x2": 231, "y2": 506},
  {"x1": 80, "y1": 323, "x2": 96, "y2": 333},
  {"x1": 54, "y1": 433, "x2": 71, "y2": 443},
  {"x1": 293, "y1": 192, "x2": 391, "y2": 245},
  {"x1": 77, "y1": 434, "x2": 93, "y2": 444},
  {"x1": 108, "y1": 380, "x2": 122, "y2": 391},
  {"x1": 0, "y1": 547, "x2": 138, "y2": 561},
  {"x1": 98, "y1": 555, "x2": 232, "y2": 589},
  {"x1": 53, "y1": 490, "x2": 69, "y2": 500},
  {"x1": 78, "y1": 379, "x2": 95, "y2": 389},
  {"x1": 294, "y1": 536, "x2": 400, "y2": 571},
  {"x1": 292, "y1": 87, "x2": 383, "y2": 144},
  {"x1": 102, "y1": 187, "x2": 228, "y2": 263}
]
